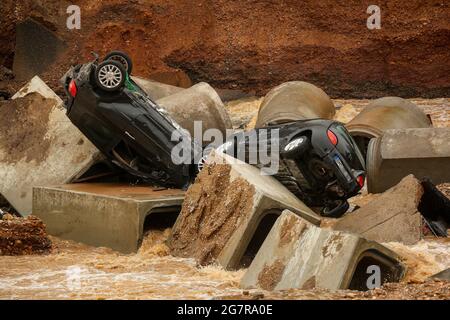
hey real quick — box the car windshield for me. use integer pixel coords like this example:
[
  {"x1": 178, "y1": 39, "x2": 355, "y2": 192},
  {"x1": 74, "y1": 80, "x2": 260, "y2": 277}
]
[{"x1": 333, "y1": 124, "x2": 366, "y2": 170}]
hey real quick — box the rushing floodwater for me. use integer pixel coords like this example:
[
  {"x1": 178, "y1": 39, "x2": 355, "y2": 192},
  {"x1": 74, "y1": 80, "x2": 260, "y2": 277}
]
[{"x1": 0, "y1": 228, "x2": 449, "y2": 300}]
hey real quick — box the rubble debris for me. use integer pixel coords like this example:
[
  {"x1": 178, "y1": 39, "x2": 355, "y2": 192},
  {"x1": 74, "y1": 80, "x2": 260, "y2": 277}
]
[
  {"x1": 255, "y1": 81, "x2": 335, "y2": 128},
  {"x1": 331, "y1": 175, "x2": 450, "y2": 244},
  {"x1": 240, "y1": 210, "x2": 405, "y2": 291},
  {"x1": 0, "y1": 215, "x2": 52, "y2": 255},
  {"x1": 331, "y1": 175, "x2": 423, "y2": 245},
  {"x1": 366, "y1": 128, "x2": 450, "y2": 193},
  {"x1": 0, "y1": 76, "x2": 100, "y2": 216},
  {"x1": 33, "y1": 183, "x2": 185, "y2": 254},
  {"x1": 346, "y1": 97, "x2": 432, "y2": 157},
  {"x1": 157, "y1": 82, "x2": 233, "y2": 142},
  {"x1": 13, "y1": 18, "x2": 66, "y2": 81},
  {"x1": 168, "y1": 152, "x2": 320, "y2": 269},
  {"x1": 131, "y1": 76, "x2": 184, "y2": 100}
]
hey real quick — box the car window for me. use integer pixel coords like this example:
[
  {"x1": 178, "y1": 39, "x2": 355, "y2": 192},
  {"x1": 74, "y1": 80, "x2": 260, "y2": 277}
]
[{"x1": 333, "y1": 124, "x2": 366, "y2": 170}]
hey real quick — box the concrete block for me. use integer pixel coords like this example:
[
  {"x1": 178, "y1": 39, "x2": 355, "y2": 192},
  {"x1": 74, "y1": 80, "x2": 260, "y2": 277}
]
[
  {"x1": 367, "y1": 128, "x2": 450, "y2": 194},
  {"x1": 157, "y1": 82, "x2": 233, "y2": 143},
  {"x1": 241, "y1": 210, "x2": 405, "y2": 291},
  {"x1": 431, "y1": 268, "x2": 450, "y2": 281},
  {"x1": 0, "y1": 76, "x2": 100, "y2": 216},
  {"x1": 168, "y1": 152, "x2": 321, "y2": 269},
  {"x1": 13, "y1": 18, "x2": 66, "y2": 81},
  {"x1": 33, "y1": 183, "x2": 185, "y2": 253},
  {"x1": 256, "y1": 81, "x2": 335, "y2": 128},
  {"x1": 132, "y1": 76, "x2": 184, "y2": 100},
  {"x1": 332, "y1": 175, "x2": 423, "y2": 245}
]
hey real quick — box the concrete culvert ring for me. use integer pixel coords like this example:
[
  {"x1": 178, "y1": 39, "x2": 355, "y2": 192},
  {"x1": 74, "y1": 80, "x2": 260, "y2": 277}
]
[
  {"x1": 256, "y1": 81, "x2": 336, "y2": 128},
  {"x1": 346, "y1": 97, "x2": 432, "y2": 157}
]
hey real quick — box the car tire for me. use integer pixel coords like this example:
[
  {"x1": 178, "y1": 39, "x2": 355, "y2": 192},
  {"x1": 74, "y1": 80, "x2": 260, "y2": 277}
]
[
  {"x1": 321, "y1": 200, "x2": 349, "y2": 218},
  {"x1": 104, "y1": 51, "x2": 133, "y2": 74},
  {"x1": 95, "y1": 60, "x2": 126, "y2": 92}
]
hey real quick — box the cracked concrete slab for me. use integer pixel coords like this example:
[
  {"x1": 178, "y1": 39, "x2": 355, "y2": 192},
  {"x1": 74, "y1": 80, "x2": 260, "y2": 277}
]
[
  {"x1": 241, "y1": 210, "x2": 405, "y2": 291},
  {"x1": 0, "y1": 76, "x2": 100, "y2": 216}
]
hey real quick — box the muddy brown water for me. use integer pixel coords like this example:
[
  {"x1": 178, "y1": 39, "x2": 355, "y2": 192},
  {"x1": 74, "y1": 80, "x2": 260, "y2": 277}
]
[{"x1": 0, "y1": 229, "x2": 448, "y2": 300}]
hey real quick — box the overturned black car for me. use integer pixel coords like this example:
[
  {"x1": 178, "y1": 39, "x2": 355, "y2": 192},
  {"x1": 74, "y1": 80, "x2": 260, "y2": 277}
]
[
  {"x1": 61, "y1": 51, "x2": 200, "y2": 189},
  {"x1": 61, "y1": 51, "x2": 365, "y2": 217},
  {"x1": 216, "y1": 120, "x2": 366, "y2": 217}
]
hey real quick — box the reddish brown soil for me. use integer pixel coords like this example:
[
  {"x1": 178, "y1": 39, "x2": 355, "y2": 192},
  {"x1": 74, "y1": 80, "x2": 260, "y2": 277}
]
[
  {"x1": 0, "y1": 92, "x2": 53, "y2": 164},
  {"x1": 168, "y1": 163, "x2": 255, "y2": 265},
  {"x1": 0, "y1": 214, "x2": 52, "y2": 255},
  {"x1": 1, "y1": 0, "x2": 449, "y2": 98}
]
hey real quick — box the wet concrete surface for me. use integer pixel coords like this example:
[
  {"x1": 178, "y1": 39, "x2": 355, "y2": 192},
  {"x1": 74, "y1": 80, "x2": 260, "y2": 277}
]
[
  {"x1": 59, "y1": 183, "x2": 185, "y2": 200},
  {"x1": 0, "y1": 232, "x2": 448, "y2": 299}
]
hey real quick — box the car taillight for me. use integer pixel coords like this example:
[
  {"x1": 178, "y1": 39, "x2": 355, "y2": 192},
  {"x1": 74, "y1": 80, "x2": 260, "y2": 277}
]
[
  {"x1": 327, "y1": 129, "x2": 338, "y2": 146},
  {"x1": 357, "y1": 175, "x2": 365, "y2": 188},
  {"x1": 69, "y1": 80, "x2": 77, "y2": 97}
]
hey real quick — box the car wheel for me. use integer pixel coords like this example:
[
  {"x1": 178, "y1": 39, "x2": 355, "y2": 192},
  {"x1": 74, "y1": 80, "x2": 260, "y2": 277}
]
[
  {"x1": 321, "y1": 200, "x2": 349, "y2": 218},
  {"x1": 95, "y1": 61, "x2": 126, "y2": 92},
  {"x1": 104, "y1": 51, "x2": 133, "y2": 74}
]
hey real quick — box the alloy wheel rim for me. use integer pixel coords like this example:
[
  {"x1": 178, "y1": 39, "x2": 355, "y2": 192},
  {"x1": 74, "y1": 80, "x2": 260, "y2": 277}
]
[{"x1": 98, "y1": 64, "x2": 123, "y2": 88}]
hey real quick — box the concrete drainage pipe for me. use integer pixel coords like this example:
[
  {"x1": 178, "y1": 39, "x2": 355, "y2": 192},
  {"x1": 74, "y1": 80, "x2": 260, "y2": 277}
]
[
  {"x1": 255, "y1": 81, "x2": 335, "y2": 128},
  {"x1": 346, "y1": 97, "x2": 432, "y2": 158}
]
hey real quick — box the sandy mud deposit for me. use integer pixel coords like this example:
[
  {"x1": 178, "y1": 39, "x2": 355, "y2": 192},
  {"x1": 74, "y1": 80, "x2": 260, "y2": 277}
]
[
  {"x1": 169, "y1": 164, "x2": 255, "y2": 265},
  {"x1": 0, "y1": 93, "x2": 53, "y2": 164},
  {"x1": 0, "y1": 214, "x2": 52, "y2": 256}
]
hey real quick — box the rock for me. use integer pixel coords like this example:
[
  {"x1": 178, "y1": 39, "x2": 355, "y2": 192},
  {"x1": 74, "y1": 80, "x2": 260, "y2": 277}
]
[
  {"x1": 331, "y1": 175, "x2": 423, "y2": 245},
  {"x1": 2, "y1": 213, "x2": 14, "y2": 221},
  {"x1": 0, "y1": 215, "x2": 52, "y2": 255}
]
